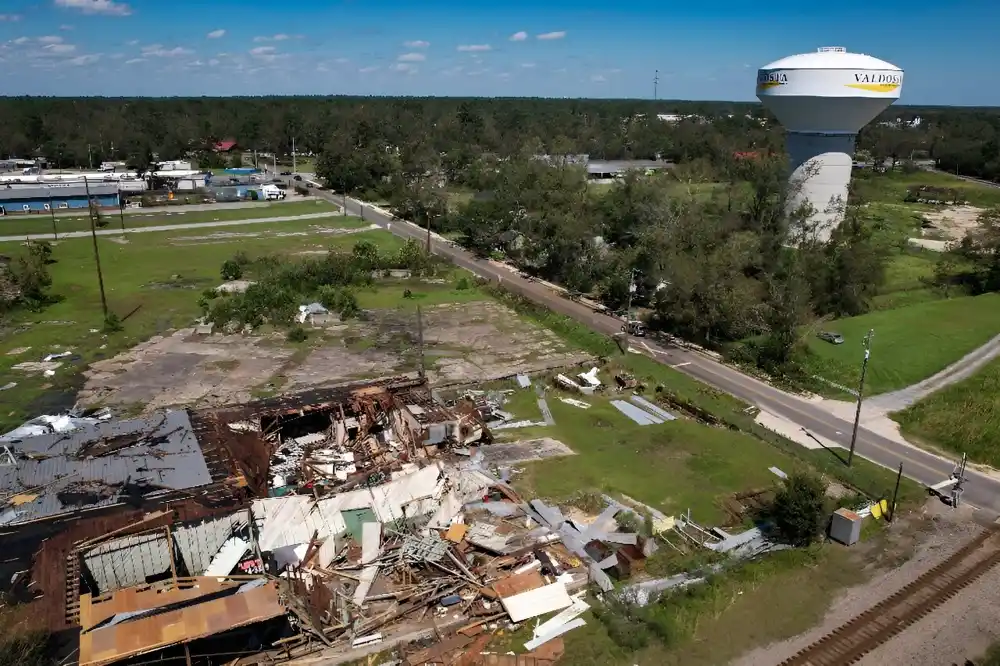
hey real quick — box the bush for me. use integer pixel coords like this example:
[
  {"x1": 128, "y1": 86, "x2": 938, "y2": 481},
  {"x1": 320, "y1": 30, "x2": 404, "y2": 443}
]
[
  {"x1": 317, "y1": 285, "x2": 360, "y2": 319},
  {"x1": 221, "y1": 259, "x2": 243, "y2": 281},
  {"x1": 287, "y1": 326, "x2": 308, "y2": 342},
  {"x1": 103, "y1": 312, "x2": 123, "y2": 333},
  {"x1": 455, "y1": 276, "x2": 471, "y2": 290},
  {"x1": 771, "y1": 473, "x2": 827, "y2": 546}
]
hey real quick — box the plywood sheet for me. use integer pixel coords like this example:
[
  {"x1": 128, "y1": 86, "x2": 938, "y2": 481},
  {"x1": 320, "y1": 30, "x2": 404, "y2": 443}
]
[{"x1": 490, "y1": 570, "x2": 544, "y2": 599}]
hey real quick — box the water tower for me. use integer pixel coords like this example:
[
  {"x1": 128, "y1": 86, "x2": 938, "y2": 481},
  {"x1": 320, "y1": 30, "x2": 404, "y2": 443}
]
[{"x1": 756, "y1": 47, "x2": 903, "y2": 241}]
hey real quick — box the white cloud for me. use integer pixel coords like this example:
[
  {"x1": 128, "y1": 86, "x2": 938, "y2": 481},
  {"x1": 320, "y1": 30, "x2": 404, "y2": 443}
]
[
  {"x1": 457, "y1": 44, "x2": 491, "y2": 52},
  {"x1": 358, "y1": 65, "x2": 378, "y2": 73},
  {"x1": 208, "y1": 58, "x2": 219, "y2": 66},
  {"x1": 249, "y1": 46, "x2": 276, "y2": 56},
  {"x1": 12, "y1": 37, "x2": 31, "y2": 45},
  {"x1": 54, "y1": 0, "x2": 132, "y2": 16},
  {"x1": 390, "y1": 62, "x2": 416, "y2": 73},
  {"x1": 188, "y1": 59, "x2": 204, "y2": 67},
  {"x1": 404, "y1": 40, "x2": 429, "y2": 48},
  {"x1": 126, "y1": 39, "x2": 138, "y2": 45},
  {"x1": 59, "y1": 24, "x2": 74, "y2": 30},
  {"x1": 537, "y1": 31, "x2": 566, "y2": 40},
  {"x1": 520, "y1": 62, "x2": 535, "y2": 68},
  {"x1": 142, "y1": 44, "x2": 193, "y2": 57},
  {"x1": 124, "y1": 57, "x2": 144, "y2": 64},
  {"x1": 207, "y1": 29, "x2": 225, "y2": 39},
  {"x1": 253, "y1": 33, "x2": 289, "y2": 42},
  {"x1": 590, "y1": 73, "x2": 606, "y2": 82},
  {"x1": 0, "y1": 14, "x2": 22, "y2": 21},
  {"x1": 498, "y1": 72, "x2": 511, "y2": 79},
  {"x1": 44, "y1": 43, "x2": 77, "y2": 54},
  {"x1": 66, "y1": 53, "x2": 99, "y2": 66},
  {"x1": 334, "y1": 57, "x2": 349, "y2": 64},
  {"x1": 509, "y1": 31, "x2": 527, "y2": 41},
  {"x1": 397, "y1": 52, "x2": 425, "y2": 62},
  {"x1": 38, "y1": 36, "x2": 64, "y2": 44}
]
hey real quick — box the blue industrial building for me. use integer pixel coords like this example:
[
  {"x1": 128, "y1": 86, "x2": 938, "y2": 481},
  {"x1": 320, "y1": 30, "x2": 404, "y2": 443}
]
[{"x1": 0, "y1": 183, "x2": 120, "y2": 215}]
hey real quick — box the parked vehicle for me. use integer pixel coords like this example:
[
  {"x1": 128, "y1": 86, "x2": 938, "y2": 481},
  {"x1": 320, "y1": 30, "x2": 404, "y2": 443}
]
[
  {"x1": 621, "y1": 320, "x2": 647, "y2": 336},
  {"x1": 818, "y1": 331, "x2": 844, "y2": 345}
]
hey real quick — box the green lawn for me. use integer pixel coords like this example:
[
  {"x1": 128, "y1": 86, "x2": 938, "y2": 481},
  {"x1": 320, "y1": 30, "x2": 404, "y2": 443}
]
[
  {"x1": 0, "y1": 219, "x2": 398, "y2": 430},
  {"x1": 853, "y1": 169, "x2": 1000, "y2": 208},
  {"x1": 0, "y1": 199, "x2": 339, "y2": 237},
  {"x1": 355, "y1": 277, "x2": 487, "y2": 310},
  {"x1": 797, "y1": 293, "x2": 1000, "y2": 396},
  {"x1": 511, "y1": 394, "x2": 804, "y2": 524},
  {"x1": 893, "y1": 355, "x2": 1000, "y2": 467}
]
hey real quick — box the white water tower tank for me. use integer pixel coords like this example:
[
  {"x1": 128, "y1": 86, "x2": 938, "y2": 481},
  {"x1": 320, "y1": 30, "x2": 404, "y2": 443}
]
[{"x1": 756, "y1": 47, "x2": 903, "y2": 241}]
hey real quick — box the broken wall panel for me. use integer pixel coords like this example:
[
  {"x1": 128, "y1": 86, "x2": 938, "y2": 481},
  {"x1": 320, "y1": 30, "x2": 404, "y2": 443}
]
[{"x1": 83, "y1": 532, "x2": 172, "y2": 593}]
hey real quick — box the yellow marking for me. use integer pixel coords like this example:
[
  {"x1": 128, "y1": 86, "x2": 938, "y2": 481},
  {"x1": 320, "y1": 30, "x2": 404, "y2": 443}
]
[{"x1": 845, "y1": 83, "x2": 900, "y2": 93}]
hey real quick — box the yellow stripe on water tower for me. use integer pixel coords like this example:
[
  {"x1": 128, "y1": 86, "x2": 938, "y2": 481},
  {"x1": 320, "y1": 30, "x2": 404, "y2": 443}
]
[{"x1": 844, "y1": 82, "x2": 901, "y2": 93}]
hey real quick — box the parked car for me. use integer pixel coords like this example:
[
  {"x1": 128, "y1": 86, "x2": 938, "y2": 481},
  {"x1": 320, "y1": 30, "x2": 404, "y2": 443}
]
[
  {"x1": 279, "y1": 171, "x2": 292, "y2": 176},
  {"x1": 293, "y1": 174, "x2": 303, "y2": 181},
  {"x1": 621, "y1": 320, "x2": 647, "y2": 336},
  {"x1": 818, "y1": 331, "x2": 844, "y2": 345}
]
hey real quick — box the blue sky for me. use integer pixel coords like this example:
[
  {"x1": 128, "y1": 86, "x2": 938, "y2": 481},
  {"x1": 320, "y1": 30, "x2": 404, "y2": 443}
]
[{"x1": 0, "y1": 0, "x2": 997, "y2": 104}]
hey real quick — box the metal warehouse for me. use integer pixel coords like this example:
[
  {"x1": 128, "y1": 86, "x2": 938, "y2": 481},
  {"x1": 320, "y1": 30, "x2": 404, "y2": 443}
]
[{"x1": 0, "y1": 182, "x2": 120, "y2": 215}]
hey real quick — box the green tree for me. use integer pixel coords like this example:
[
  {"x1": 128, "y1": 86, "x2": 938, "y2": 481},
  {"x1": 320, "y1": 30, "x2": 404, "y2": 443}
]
[{"x1": 771, "y1": 473, "x2": 827, "y2": 546}]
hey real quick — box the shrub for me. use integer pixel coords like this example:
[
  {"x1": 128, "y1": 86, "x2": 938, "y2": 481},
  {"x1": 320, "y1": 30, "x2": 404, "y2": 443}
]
[
  {"x1": 771, "y1": 472, "x2": 827, "y2": 546},
  {"x1": 287, "y1": 326, "x2": 308, "y2": 342},
  {"x1": 455, "y1": 276, "x2": 471, "y2": 290},
  {"x1": 221, "y1": 259, "x2": 243, "y2": 281}
]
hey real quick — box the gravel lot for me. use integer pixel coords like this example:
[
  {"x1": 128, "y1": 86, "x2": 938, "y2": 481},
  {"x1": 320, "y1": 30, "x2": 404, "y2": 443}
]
[{"x1": 732, "y1": 502, "x2": 998, "y2": 666}]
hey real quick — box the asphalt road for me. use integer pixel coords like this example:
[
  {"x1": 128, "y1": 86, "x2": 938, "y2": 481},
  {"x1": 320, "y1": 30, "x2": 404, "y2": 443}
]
[
  {"x1": 0, "y1": 211, "x2": 341, "y2": 243},
  {"x1": 288, "y1": 178, "x2": 1000, "y2": 515}
]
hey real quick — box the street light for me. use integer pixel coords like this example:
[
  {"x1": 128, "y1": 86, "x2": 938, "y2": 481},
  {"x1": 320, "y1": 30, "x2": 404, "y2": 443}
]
[{"x1": 847, "y1": 328, "x2": 874, "y2": 467}]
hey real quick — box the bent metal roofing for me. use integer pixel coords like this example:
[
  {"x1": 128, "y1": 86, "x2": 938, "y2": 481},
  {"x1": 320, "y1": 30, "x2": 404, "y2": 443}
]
[{"x1": 0, "y1": 410, "x2": 212, "y2": 527}]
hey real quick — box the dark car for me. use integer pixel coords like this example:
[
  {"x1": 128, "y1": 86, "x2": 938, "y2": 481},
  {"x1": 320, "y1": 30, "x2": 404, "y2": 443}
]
[
  {"x1": 293, "y1": 174, "x2": 303, "y2": 181},
  {"x1": 818, "y1": 331, "x2": 845, "y2": 345},
  {"x1": 279, "y1": 170, "x2": 292, "y2": 176}
]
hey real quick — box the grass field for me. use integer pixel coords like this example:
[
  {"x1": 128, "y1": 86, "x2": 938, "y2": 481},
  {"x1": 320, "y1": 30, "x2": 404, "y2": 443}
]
[
  {"x1": 797, "y1": 292, "x2": 1000, "y2": 396},
  {"x1": 893, "y1": 355, "x2": 1000, "y2": 467},
  {"x1": 0, "y1": 199, "x2": 339, "y2": 237},
  {"x1": 854, "y1": 169, "x2": 1000, "y2": 208},
  {"x1": 0, "y1": 217, "x2": 397, "y2": 429}
]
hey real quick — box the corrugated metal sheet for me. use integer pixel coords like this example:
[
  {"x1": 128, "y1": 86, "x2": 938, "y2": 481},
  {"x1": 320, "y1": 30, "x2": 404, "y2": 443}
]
[
  {"x1": 629, "y1": 396, "x2": 677, "y2": 421},
  {"x1": 173, "y1": 511, "x2": 249, "y2": 575},
  {"x1": 84, "y1": 533, "x2": 172, "y2": 593},
  {"x1": 0, "y1": 410, "x2": 212, "y2": 526},
  {"x1": 610, "y1": 400, "x2": 663, "y2": 426}
]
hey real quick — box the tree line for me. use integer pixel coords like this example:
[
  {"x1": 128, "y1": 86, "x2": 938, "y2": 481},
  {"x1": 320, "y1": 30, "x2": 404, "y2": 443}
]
[{"x1": 0, "y1": 97, "x2": 997, "y2": 181}]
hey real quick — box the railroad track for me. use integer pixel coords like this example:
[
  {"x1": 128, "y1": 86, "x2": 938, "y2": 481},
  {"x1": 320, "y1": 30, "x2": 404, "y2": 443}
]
[{"x1": 778, "y1": 528, "x2": 1000, "y2": 666}]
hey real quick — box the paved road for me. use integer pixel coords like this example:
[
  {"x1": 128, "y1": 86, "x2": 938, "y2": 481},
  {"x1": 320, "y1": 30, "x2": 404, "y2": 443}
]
[
  {"x1": 927, "y1": 167, "x2": 1000, "y2": 190},
  {"x1": 868, "y1": 333, "x2": 1000, "y2": 413},
  {"x1": 0, "y1": 211, "x2": 342, "y2": 242},
  {"x1": 286, "y1": 179, "x2": 1000, "y2": 514}
]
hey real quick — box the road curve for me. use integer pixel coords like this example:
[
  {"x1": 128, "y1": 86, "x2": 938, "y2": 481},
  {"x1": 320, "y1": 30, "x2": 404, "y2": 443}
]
[{"x1": 293, "y1": 180, "x2": 1000, "y2": 515}]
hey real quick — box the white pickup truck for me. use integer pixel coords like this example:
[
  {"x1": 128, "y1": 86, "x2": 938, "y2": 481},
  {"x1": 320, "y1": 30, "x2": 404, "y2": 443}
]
[{"x1": 260, "y1": 184, "x2": 286, "y2": 200}]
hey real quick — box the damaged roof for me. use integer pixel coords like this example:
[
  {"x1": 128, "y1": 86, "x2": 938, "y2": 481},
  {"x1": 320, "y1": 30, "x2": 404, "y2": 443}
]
[{"x1": 0, "y1": 410, "x2": 213, "y2": 527}]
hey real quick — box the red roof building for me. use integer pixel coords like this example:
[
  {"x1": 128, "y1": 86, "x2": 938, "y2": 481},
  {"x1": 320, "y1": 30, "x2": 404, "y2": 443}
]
[{"x1": 213, "y1": 139, "x2": 238, "y2": 153}]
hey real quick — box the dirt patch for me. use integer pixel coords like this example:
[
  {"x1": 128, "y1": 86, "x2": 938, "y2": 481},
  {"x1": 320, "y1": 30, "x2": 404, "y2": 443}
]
[
  {"x1": 732, "y1": 501, "x2": 994, "y2": 666},
  {"x1": 78, "y1": 301, "x2": 594, "y2": 411},
  {"x1": 920, "y1": 205, "x2": 984, "y2": 241},
  {"x1": 79, "y1": 329, "x2": 294, "y2": 410}
]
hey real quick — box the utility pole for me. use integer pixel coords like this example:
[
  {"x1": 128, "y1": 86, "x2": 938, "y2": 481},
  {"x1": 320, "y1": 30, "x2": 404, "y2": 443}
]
[
  {"x1": 625, "y1": 268, "x2": 639, "y2": 323},
  {"x1": 847, "y1": 328, "x2": 874, "y2": 467},
  {"x1": 84, "y1": 178, "x2": 109, "y2": 321},
  {"x1": 118, "y1": 196, "x2": 127, "y2": 234},
  {"x1": 889, "y1": 462, "x2": 903, "y2": 522},
  {"x1": 292, "y1": 136, "x2": 296, "y2": 173},
  {"x1": 48, "y1": 190, "x2": 57, "y2": 240},
  {"x1": 654, "y1": 70, "x2": 659, "y2": 100},
  {"x1": 416, "y1": 305, "x2": 426, "y2": 379},
  {"x1": 425, "y1": 212, "x2": 432, "y2": 254},
  {"x1": 88, "y1": 143, "x2": 93, "y2": 170}
]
